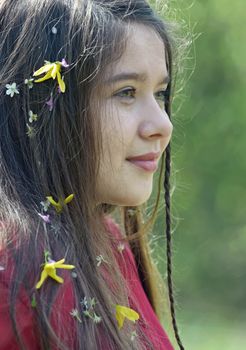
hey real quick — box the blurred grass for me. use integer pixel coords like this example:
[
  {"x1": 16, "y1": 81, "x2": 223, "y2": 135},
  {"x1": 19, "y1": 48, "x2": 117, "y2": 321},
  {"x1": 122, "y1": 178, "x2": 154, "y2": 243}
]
[
  {"x1": 179, "y1": 310, "x2": 246, "y2": 350},
  {"x1": 149, "y1": 0, "x2": 246, "y2": 348}
]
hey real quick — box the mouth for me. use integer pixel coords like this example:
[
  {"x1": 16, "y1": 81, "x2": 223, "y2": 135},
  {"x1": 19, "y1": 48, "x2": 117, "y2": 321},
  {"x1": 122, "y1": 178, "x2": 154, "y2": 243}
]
[{"x1": 126, "y1": 152, "x2": 160, "y2": 172}]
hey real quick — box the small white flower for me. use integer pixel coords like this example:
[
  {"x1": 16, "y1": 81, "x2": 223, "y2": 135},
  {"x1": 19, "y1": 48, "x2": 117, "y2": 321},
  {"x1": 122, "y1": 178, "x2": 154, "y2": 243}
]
[
  {"x1": 24, "y1": 78, "x2": 34, "y2": 89},
  {"x1": 40, "y1": 199, "x2": 50, "y2": 212},
  {"x1": 51, "y1": 26, "x2": 58, "y2": 34},
  {"x1": 80, "y1": 296, "x2": 89, "y2": 310},
  {"x1": 28, "y1": 110, "x2": 38, "y2": 123},
  {"x1": 5, "y1": 83, "x2": 19, "y2": 97},
  {"x1": 83, "y1": 310, "x2": 90, "y2": 317},
  {"x1": 117, "y1": 243, "x2": 125, "y2": 253},
  {"x1": 81, "y1": 296, "x2": 97, "y2": 311},
  {"x1": 70, "y1": 309, "x2": 78, "y2": 316},
  {"x1": 80, "y1": 297, "x2": 101, "y2": 324},
  {"x1": 93, "y1": 313, "x2": 102, "y2": 324},
  {"x1": 70, "y1": 308, "x2": 82, "y2": 323},
  {"x1": 0, "y1": 265, "x2": 5, "y2": 271},
  {"x1": 90, "y1": 297, "x2": 96, "y2": 308},
  {"x1": 51, "y1": 221, "x2": 61, "y2": 235},
  {"x1": 26, "y1": 124, "x2": 36, "y2": 138},
  {"x1": 96, "y1": 254, "x2": 108, "y2": 267}
]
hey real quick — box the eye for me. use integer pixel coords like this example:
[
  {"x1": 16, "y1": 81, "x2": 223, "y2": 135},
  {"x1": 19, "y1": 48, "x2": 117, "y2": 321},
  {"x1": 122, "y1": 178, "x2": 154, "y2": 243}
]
[
  {"x1": 155, "y1": 89, "x2": 169, "y2": 102},
  {"x1": 114, "y1": 87, "x2": 136, "y2": 100}
]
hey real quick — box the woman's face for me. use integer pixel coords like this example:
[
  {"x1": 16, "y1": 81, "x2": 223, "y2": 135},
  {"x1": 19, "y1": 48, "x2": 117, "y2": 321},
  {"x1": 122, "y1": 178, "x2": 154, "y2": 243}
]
[{"x1": 95, "y1": 23, "x2": 173, "y2": 206}]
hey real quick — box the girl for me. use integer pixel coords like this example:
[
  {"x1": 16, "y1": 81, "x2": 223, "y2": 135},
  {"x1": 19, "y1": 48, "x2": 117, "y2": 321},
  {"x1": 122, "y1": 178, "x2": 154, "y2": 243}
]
[{"x1": 0, "y1": 0, "x2": 185, "y2": 349}]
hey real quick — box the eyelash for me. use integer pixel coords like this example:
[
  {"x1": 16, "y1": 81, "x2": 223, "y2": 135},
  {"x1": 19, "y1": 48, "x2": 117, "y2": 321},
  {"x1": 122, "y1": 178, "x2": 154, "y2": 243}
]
[
  {"x1": 115, "y1": 88, "x2": 136, "y2": 99},
  {"x1": 155, "y1": 90, "x2": 169, "y2": 102},
  {"x1": 114, "y1": 87, "x2": 169, "y2": 102}
]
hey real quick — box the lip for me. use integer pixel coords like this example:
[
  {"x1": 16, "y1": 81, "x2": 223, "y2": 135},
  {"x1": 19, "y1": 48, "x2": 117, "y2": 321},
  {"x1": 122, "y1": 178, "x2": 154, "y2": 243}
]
[
  {"x1": 126, "y1": 152, "x2": 161, "y2": 161},
  {"x1": 126, "y1": 152, "x2": 160, "y2": 172}
]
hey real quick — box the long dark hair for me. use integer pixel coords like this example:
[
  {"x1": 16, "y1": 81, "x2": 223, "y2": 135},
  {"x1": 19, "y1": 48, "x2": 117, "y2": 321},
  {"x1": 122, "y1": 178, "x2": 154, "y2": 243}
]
[{"x1": 0, "y1": 0, "x2": 184, "y2": 349}]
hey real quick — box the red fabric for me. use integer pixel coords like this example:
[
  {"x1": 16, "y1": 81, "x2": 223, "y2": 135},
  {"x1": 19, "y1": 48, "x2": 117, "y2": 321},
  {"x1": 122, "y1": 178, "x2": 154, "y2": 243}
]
[
  {"x1": 0, "y1": 255, "x2": 40, "y2": 350},
  {"x1": 105, "y1": 216, "x2": 174, "y2": 350},
  {"x1": 0, "y1": 217, "x2": 174, "y2": 349}
]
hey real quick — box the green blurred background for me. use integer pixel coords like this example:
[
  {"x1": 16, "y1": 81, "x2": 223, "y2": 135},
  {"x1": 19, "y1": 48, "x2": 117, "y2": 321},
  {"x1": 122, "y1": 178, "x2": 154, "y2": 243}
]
[{"x1": 150, "y1": 0, "x2": 246, "y2": 349}]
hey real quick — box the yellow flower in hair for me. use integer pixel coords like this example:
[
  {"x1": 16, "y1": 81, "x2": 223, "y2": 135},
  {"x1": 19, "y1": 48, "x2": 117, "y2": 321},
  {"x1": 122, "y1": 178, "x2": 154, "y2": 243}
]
[
  {"x1": 115, "y1": 305, "x2": 140, "y2": 329},
  {"x1": 33, "y1": 60, "x2": 66, "y2": 93},
  {"x1": 46, "y1": 194, "x2": 74, "y2": 213},
  {"x1": 36, "y1": 258, "x2": 75, "y2": 289}
]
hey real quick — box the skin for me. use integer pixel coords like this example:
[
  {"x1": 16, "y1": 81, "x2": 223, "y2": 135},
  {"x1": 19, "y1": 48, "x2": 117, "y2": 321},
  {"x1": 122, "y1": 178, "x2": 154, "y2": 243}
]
[{"x1": 95, "y1": 23, "x2": 173, "y2": 206}]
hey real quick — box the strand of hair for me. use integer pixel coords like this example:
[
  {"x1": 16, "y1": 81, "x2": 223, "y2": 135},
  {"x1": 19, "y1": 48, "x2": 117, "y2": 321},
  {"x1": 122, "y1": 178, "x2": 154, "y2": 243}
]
[{"x1": 164, "y1": 144, "x2": 185, "y2": 350}]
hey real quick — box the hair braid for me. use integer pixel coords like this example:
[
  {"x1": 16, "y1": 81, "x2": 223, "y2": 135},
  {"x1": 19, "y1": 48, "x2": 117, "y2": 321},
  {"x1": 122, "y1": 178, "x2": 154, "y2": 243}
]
[{"x1": 164, "y1": 143, "x2": 185, "y2": 350}]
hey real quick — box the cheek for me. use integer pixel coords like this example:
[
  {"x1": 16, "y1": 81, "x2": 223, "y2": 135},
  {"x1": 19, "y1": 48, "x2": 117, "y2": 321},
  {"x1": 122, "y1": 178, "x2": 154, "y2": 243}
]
[
  {"x1": 98, "y1": 116, "x2": 126, "y2": 185},
  {"x1": 95, "y1": 105, "x2": 145, "y2": 205},
  {"x1": 101, "y1": 126, "x2": 124, "y2": 169},
  {"x1": 101, "y1": 107, "x2": 136, "y2": 162}
]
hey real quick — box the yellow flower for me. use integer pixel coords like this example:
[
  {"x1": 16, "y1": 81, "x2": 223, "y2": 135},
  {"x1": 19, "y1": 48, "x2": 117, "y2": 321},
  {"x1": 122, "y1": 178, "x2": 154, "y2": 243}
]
[
  {"x1": 36, "y1": 258, "x2": 75, "y2": 289},
  {"x1": 46, "y1": 194, "x2": 74, "y2": 213},
  {"x1": 115, "y1": 305, "x2": 140, "y2": 329},
  {"x1": 33, "y1": 60, "x2": 66, "y2": 93}
]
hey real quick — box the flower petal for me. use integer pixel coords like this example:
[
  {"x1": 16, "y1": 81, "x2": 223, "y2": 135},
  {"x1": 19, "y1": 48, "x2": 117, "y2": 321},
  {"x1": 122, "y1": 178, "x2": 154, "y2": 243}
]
[
  {"x1": 34, "y1": 71, "x2": 52, "y2": 83},
  {"x1": 33, "y1": 63, "x2": 53, "y2": 76},
  {"x1": 61, "y1": 58, "x2": 69, "y2": 68},
  {"x1": 38, "y1": 213, "x2": 50, "y2": 223},
  {"x1": 36, "y1": 256, "x2": 75, "y2": 289},
  {"x1": 46, "y1": 196, "x2": 60, "y2": 208},
  {"x1": 51, "y1": 63, "x2": 59, "y2": 79},
  {"x1": 115, "y1": 305, "x2": 139, "y2": 328},
  {"x1": 48, "y1": 269, "x2": 64, "y2": 283},
  {"x1": 64, "y1": 194, "x2": 74, "y2": 204},
  {"x1": 56, "y1": 264, "x2": 75, "y2": 270},
  {"x1": 57, "y1": 71, "x2": 65, "y2": 93},
  {"x1": 53, "y1": 258, "x2": 65, "y2": 265},
  {"x1": 36, "y1": 270, "x2": 48, "y2": 289},
  {"x1": 115, "y1": 309, "x2": 125, "y2": 329}
]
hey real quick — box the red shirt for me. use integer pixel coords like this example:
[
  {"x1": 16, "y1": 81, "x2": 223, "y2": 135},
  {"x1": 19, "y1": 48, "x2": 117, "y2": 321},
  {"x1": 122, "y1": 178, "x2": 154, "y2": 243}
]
[
  {"x1": 105, "y1": 216, "x2": 174, "y2": 350},
  {"x1": 0, "y1": 217, "x2": 174, "y2": 350}
]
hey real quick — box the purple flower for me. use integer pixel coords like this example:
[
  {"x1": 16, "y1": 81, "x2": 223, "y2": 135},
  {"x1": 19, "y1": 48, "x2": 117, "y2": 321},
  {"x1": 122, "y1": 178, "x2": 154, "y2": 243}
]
[
  {"x1": 61, "y1": 58, "x2": 69, "y2": 68},
  {"x1": 47, "y1": 258, "x2": 55, "y2": 264},
  {"x1": 38, "y1": 213, "x2": 51, "y2": 223},
  {"x1": 46, "y1": 95, "x2": 54, "y2": 111}
]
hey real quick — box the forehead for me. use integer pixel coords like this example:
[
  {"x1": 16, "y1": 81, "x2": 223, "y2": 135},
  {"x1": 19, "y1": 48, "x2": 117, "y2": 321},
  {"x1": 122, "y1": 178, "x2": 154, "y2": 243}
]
[{"x1": 111, "y1": 23, "x2": 167, "y2": 80}]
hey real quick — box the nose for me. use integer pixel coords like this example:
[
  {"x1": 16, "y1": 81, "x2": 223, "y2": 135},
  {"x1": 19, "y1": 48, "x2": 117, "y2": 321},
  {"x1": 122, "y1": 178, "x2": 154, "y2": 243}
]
[{"x1": 138, "y1": 99, "x2": 173, "y2": 142}]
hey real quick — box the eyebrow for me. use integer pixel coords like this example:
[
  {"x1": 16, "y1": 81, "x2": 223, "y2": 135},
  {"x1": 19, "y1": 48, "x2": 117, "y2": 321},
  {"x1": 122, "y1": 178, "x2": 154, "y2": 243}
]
[{"x1": 105, "y1": 72, "x2": 170, "y2": 85}]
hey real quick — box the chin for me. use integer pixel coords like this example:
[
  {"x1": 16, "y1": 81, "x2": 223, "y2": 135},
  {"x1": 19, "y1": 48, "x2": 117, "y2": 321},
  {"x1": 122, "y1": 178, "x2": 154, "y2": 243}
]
[
  {"x1": 96, "y1": 180, "x2": 153, "y2": 206},
  {"x1": 108, "y1": 189, "x2": 152, "y2": 207}
]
